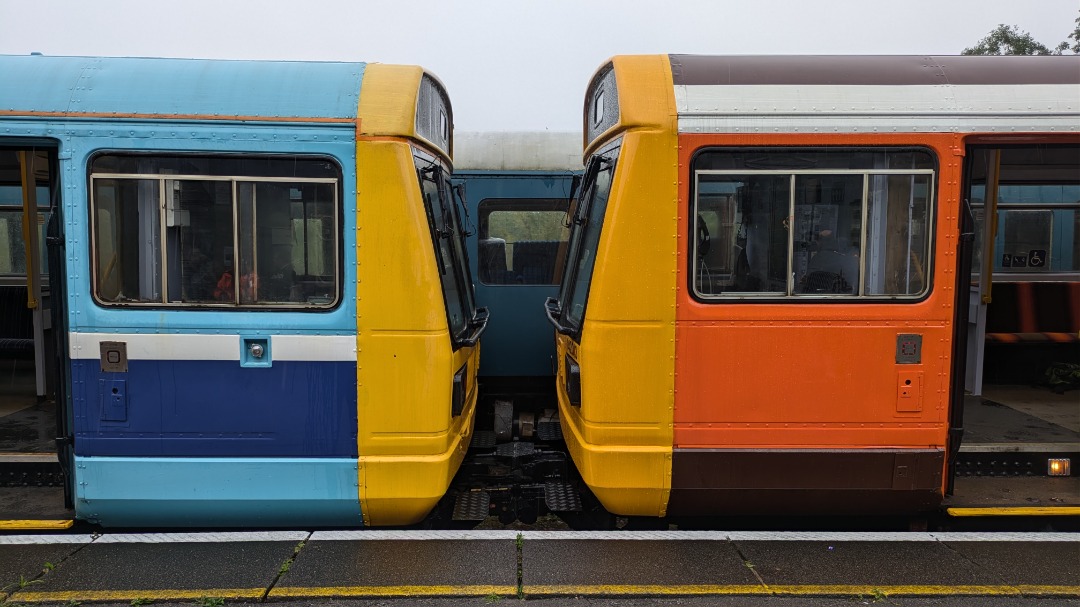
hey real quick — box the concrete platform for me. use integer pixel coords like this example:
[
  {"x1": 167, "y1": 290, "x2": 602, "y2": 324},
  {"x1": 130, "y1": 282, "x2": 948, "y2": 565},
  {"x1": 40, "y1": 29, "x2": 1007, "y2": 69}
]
[
  {"x1": 1, "y1": 531, "x2": 1076, "y2": 603},
  {"x1": 522, "y1": 539, "x2": 757, "y2": 590},
  {"x1": 273, "y1": 538, "x2": 518, "y2": 598}
]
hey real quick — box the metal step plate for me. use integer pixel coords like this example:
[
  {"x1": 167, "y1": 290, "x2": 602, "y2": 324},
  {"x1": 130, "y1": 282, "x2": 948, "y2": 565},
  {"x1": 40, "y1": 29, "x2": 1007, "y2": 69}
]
[
  {"x1": 537, "y1": 420, "x2": 563, "y2": 442},
  {"x1": 470, "y1": 430, "x2": 496, "y2": 451},
  {"x1": 452, "y1": 490, "x2": 491, "y2": 521},
  {"x1": 544, "y1": 482, "x2": 582, "y2": 512}
]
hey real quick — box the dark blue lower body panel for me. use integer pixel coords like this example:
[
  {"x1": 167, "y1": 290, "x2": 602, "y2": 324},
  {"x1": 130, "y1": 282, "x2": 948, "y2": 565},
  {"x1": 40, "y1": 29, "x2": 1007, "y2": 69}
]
[{"x1": 72, "y1": 359, "x2": 357, "y2": 457}]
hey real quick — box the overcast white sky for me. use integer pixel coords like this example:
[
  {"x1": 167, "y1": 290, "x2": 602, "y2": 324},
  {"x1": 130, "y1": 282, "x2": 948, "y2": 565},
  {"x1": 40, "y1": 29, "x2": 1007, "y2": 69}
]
[{"x1": 1, "y1": 1, "x2": 1076, "y2": 131}]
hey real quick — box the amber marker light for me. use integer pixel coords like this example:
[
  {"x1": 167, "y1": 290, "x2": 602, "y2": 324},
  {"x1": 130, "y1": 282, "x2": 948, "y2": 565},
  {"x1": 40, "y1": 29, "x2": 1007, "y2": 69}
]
[{"x1": 1048, "y1": 458, "x2": 1071, "y2": 476}]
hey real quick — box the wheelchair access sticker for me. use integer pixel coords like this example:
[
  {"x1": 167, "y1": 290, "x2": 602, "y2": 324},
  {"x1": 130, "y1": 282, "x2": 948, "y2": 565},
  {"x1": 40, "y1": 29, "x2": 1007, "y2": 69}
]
[{"x1": 1003, "y1": 250, "x2": 1048, "y2": 269}]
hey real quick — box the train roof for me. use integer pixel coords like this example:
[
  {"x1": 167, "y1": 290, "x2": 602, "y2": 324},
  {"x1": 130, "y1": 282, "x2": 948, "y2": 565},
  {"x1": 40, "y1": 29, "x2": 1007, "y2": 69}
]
[
  {"x1": 0, "y1": 54, "x2": 366, "y2": 122},
  {"x1": 585, "y1": 55, "x2": 1080, "y2": 144},
  {"x1": 670, "y1": 55, "x2": 1080, "y2": 135},
  {"x1": 454, "y1": 132, "x2": 582, "y2": 171},
  {"x1": 668, "y1": 55, "x2": 1080, "y2": 86}
]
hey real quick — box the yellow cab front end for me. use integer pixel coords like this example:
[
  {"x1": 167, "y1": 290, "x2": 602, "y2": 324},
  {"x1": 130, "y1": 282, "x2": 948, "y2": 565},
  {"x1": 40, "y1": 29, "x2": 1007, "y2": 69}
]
[
  {"x1": 355, "y1": 64, "x2": 484, "y2": 526},
  {"x1": 550, "y1": 55, "x2": 679, "y2": 517}
]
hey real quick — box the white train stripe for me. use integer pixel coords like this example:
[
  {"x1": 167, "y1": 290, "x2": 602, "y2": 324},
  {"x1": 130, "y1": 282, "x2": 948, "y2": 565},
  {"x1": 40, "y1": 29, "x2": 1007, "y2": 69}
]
[
  {"x1": 678, "y1": 116, "x2": 1080, "y2": 135},
  {"x1": 676, "y1": 84, "x2": 1078, "y2": 116},
  {"x1": 2, "y1": 530, "x2": 1077, "y2": 544},
  {"x1": 69, "y1": 333, "x2": 357, "y2": 362},
  {"x1": 676, "y1": 83, "x2": 1078, "y2": 134}
]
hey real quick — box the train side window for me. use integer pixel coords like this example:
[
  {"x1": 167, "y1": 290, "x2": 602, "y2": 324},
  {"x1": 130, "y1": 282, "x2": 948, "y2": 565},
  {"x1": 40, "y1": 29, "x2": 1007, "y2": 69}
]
[
  {"x1": 692, "y1": 148, "x2": 935, "y2": 300},
  {"x1": 477, "y1": 199, "x2": 570, "y2": 285},
  {"x1": 93, "y1": 178, "x2": 163, "y2": 303},
  {"x1": 864, "y1": 174, "x2": 931, "y2": 296},
  {"x1": 90, "y1": 154, "x2": 341, "y2": 308}
]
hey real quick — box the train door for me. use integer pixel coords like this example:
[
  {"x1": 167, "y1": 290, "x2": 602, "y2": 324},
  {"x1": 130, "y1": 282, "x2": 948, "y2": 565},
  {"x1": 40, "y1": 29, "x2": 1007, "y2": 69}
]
[{"x1": 0, "y1": 145, "x2": 70, "y2": 502}]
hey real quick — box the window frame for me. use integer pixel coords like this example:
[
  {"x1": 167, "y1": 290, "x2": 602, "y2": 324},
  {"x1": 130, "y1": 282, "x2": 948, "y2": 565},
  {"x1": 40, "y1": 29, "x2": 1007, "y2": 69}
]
[
  {"x1": 554, "y1": 139, "x2": 622, "y2": 337},
  {"x1": 414, "y1": 151, "x2": 480, "y2": 348},
  {"x1": 690, "y1": 147, "x2": 938, "y2": 303},
  {"x1": 88, "y1": 153, "x2": 343, "y2": 310},
  {"x1": 476, "y1": 197, "x2": 571, "y2": 286}
]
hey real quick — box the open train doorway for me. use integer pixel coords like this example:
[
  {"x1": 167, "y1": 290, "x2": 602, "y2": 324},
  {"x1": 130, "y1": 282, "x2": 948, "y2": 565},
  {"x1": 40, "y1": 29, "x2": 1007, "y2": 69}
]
[
  {"x1": 0, "y1": 145, "x2": 70, "y2": 504},
  {"x1": 964, "y1": 143, "x2": 1080, "y2": 396}
]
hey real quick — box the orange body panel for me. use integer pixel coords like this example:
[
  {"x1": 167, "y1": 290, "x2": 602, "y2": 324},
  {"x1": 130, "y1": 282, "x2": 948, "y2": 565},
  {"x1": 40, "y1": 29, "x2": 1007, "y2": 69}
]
[{"x1": 674, "y1": 133, "x2": 964, "y2": 452}]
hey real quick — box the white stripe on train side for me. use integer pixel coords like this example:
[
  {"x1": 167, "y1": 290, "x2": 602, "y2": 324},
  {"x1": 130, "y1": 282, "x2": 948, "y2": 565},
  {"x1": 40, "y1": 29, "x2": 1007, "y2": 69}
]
[
  {"x1": 676, "y1": 83, "x2": 1079, "y2": 134},
  {"x1": 68, "y1": 333, "x2": 357, "y2": 362}
]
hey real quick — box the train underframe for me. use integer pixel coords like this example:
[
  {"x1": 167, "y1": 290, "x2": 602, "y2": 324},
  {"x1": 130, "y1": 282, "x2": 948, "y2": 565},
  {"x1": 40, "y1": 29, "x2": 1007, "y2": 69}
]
[{"x1": 432, "y1": 376, "x2": 1079, "y2": 531}]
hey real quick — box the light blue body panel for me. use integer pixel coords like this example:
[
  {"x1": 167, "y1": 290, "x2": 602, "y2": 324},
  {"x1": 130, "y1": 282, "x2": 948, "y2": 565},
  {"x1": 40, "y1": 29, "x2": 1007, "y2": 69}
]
[
  {"x1": 0, "y1": 56, "x2": 363, "y2": 335},
  {"x1": 457, "y1": 170, "x2": 578, "y2": 377},
  {"x1": 1, "y1": 124, "x2": 359, "y2": 335},
  {"x1": 0, "y1": 55, "x2": 364, "y2": 120},
  {"x1": 75, "y1": 456, "x2": 362, "y2": 527},
  {"x1": 1, "y1": 55, "x2": 372, "y2": 526}
]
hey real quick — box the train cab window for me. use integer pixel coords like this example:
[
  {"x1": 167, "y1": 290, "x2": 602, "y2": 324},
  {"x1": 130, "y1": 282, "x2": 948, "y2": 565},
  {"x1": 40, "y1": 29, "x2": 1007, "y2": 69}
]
[
  {"x1": 558, "y1": 143, "x2": 621, "y2": 330},
  {"x1": 90, "y1": 154, "x2": 341, "y2": 308},
  {"x1": 476, "y1": 199, "x2": 570, "y2": 285},
  {"x1": 415, "y1": 153, "x2": 478, "y2": 345},
  {"x1": 692, "y1": 148, "x2": 935, "y2": 300}
]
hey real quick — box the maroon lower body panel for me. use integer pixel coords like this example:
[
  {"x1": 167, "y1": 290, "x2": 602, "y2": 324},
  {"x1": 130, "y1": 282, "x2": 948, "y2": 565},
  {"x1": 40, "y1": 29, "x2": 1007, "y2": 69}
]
[{"x1": 667, "y1": 449, "x2": 945, "y2": 517}]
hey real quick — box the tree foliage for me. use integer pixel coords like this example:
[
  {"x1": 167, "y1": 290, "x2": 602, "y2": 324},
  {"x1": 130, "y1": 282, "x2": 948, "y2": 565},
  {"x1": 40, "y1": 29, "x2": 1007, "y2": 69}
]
[
  {"x1": 963, "y1": 24, "x2": 1053, "y2": 55},
  {"x1": 1062, "y1": 14, "x2": 1080, "y2": 54},
  {"x1": 963, "y1": 13, "x2": 1079, "y2": 55}
]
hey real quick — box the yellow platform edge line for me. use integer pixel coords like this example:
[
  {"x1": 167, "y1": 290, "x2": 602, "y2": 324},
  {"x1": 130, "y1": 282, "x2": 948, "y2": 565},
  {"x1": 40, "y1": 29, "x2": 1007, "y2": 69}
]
[
  {"x1": 947, "y1": 506, "x2": 1080, "y2": 517},
  {"x1": 766, "y1": 584, "x2": 1023, "y2": 596},
  {"x1": 11, "y1": 589, "x2": 265, "y2": 603},
  {"x1": 1018, "y1": 585, "x2": 1080, "y2": 596},
  {"x1": 0, "y1": 519, "x2": 74, "y2": 530},
  {"x1": 526, "y1": 584, "x2": 1080, "y2": 597},
  {"x1": 526, "y1": 584, "x2": 770, "y2": 595},
  {"x1": 14, "y1": 584, "x2": 1080, "y2": 602},
  {"x1": 270, "y1": 585, "x2": 519, "y2": 598}
]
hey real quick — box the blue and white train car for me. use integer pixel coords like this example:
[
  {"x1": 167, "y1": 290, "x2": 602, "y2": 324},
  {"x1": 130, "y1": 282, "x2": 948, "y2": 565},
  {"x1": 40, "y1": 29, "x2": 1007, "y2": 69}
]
[{"x1": 0, "y1": 55, "x2": 484, "y2": 527}]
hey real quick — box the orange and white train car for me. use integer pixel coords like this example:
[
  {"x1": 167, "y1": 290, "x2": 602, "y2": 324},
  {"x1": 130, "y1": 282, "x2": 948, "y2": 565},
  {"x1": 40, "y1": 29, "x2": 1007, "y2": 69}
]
[{"x1": 545, "y1": 55, "x2": 1080, "y2": 517}]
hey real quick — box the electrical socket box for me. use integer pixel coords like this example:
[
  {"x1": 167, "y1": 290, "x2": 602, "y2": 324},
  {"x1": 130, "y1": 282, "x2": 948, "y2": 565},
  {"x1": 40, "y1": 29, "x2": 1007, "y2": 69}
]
[{"x1": 896, "y1": 371, "x2": 923, "y2": 413}]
